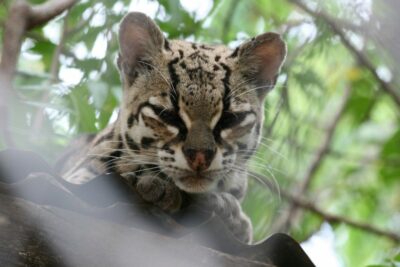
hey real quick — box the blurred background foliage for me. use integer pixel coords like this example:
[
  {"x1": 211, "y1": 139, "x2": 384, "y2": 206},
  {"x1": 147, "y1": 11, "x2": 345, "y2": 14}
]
[{"x1": 0, "y1": 0, "x2": 399, "y2": 266}]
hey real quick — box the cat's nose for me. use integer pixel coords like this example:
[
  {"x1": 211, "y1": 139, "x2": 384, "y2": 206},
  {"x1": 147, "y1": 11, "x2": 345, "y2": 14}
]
[{"x1": 182, "y1": 147, "x2": 216, "y2": 172}]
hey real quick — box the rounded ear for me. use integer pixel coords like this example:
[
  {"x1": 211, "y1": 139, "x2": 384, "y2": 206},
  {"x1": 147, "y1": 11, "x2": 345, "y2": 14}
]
[
  {"x1": 238, "y1": 32, "x2": 287, "y2": 97},
  {"x1": 118, "y1": 12, "x2": 165, "y2": 85}
]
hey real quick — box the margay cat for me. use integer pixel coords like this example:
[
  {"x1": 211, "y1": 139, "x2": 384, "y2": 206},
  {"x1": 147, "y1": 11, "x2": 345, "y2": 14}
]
[{"x1": 60, "y1": 12, "x2": 286, "y2": 244}]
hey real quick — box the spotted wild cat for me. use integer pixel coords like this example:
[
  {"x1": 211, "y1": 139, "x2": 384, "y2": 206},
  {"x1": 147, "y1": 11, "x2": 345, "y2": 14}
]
[{"x1": 60, "y1": 12, "x2": 286, "y2": 244}]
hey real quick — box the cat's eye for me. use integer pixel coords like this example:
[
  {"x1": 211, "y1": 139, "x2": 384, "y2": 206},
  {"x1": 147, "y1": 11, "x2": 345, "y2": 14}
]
[
  {"x1": 144, "y1": 104, "x2": 187, "y2": 138},
  {"x1": 216, "y1": 111, "x2": 255, "y2": 130}
]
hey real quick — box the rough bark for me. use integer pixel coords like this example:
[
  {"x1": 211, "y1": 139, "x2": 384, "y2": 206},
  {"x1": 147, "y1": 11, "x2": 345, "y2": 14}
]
[
  {"x1": 0, "y1": 149, "x2": 315, "y2": 267},
  {"x1": 0, "y1": 194, "x2": 271, "y2": 267}
]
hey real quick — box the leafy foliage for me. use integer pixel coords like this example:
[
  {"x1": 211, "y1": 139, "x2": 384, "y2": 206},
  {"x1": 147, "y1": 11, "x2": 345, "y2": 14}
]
[{"x1": 1, "y1": 1, "x2": 399, "y2": 266}]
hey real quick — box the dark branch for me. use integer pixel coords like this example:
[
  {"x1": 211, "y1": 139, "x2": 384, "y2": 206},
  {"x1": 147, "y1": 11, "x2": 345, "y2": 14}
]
[
  {"x1": 289, "y1": 0, "x2": 400, "y2": 107},
  {"x1": 27, "y1": 0, "x2": 77, "y2": 30},
  {"x1": 249, "y1": 171, "x2": 400, "y2": 243},
  {"x1": 273, "y1": 87, "x2": 351, "y2": 232},
  {"x1": 0, "y1": 0, "x2": 77, "y2": 146}
]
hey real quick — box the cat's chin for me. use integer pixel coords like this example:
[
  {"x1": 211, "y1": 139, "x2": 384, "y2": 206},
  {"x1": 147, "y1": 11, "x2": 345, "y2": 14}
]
[{"x1": 173, "y1": 175, "x2": 217, "y2": 193}]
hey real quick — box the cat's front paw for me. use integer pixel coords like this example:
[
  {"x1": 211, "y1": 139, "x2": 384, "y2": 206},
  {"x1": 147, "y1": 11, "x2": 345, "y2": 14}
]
[
  {"x1": 193, "y1": 192, "x2": 253, "y2": 244},
  {"x1": 136, "y1": 175, "x2": 182, "y2": 213}
]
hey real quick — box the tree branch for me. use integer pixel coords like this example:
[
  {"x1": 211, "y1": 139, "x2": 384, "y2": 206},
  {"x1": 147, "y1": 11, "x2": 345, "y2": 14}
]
[
  {"x1": 0, "y1": 0, "x2": 30, "y2": 147},
  {"x1": 272, "y1": 87, "x2": 351, "y2": 232},
  {"x1": 288, "y1": 0, "x2": 400, "y2": 108},
  {"x1": 298, "y1": 87, "x2": 351, "y2": 193},
  {"x1": 27, "y1": 0, "x2": 77, "y2": 30},
  {"x1": 249, "y1": 171, "x2": 400, "y2": 243},
  {"x1": 0, "y1": 0, "x2": 77, "y2": 146},
  {"x1": 31, "y1": 10, "x2": 71, "y2": 137}
]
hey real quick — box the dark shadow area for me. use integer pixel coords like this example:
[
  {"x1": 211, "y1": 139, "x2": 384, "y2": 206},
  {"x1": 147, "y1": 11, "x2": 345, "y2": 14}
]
[{"x1": 0, "y1": 149, "x2": 315, "y2": 267}]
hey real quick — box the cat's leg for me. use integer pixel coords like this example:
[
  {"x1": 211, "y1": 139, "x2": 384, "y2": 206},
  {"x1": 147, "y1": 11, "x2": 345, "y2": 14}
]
[
  {"x1": 62, "y1": 160, "x2": 104, "y2": 184},
  {"x1": 133, "y1": 174, "x2": 183, "y2": 213},
  {"x1": 193, "y1": 192, "x2": 253, "y2": 244}
]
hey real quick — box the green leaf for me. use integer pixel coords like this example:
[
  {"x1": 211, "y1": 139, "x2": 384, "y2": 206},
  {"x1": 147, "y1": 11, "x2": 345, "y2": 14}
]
[
  {"x1": 87, "y1": 81, "x2": 108, "y2": 109},
  {"x1": 380, "y1": 129, "x2": 400, "y2": 184},
  {"x1": 345, "y1": 73, "x2": 376, "y2": 125},
  {"x1": 67, "y1": 85, "x2": 97, "y2": 133},
  {"x1": 30, "y1": 40, "x2": 56, "y2": 71}
]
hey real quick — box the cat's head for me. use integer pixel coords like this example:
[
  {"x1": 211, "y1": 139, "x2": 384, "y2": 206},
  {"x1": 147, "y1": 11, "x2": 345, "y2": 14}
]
[{"x1": 116, "y1": 12, "x2": 286, "y2": 194}]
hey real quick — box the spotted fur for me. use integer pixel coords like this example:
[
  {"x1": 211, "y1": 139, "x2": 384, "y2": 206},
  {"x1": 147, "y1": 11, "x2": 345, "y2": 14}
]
[{"x1": 60, "y1": 12, "x2": 286, "y2": 244}]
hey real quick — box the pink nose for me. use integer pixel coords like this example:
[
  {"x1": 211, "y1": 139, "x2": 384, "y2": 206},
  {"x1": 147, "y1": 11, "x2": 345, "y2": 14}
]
[
  {"x1": 182, "y1": 148, "x2": 215, "y2": 171},
  {"x1": 191, "y1": 151, "x2": 207, "y2": 171}
]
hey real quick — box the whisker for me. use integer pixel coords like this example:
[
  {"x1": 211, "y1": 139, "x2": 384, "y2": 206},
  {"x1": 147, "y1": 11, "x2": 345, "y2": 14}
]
[
  {"x1": 95, "y1": 139, "x2": 159, "y2": 146},
  {"x1": 247, "y1": 161, "x2": 285, "y2": 176},
  {"x1": 259, "y1": 136, "x2": 275, "y2": 142},
  {"x1": 227, "y1": 77, "x2": 257, "y2": 98},
  {"x1": 229, "y1": 166, "x2": 281, "y2": 200},
  {"x1": 87, "y1": 148, "x2": 159, "y2": 157},
  {"x1": 255, "y1": 141, "x2": 287, "y2": 160},
  {"x1": 232, "y1": 157, "x2": 284, "y2": 184},
  {"x1": 86, "y1": 153, "x2": 158, "y2": 164},
  {"x1": 230, "y1": 83, "x2": 288, "y2": 102},
  {"x1": 86, "y1": 153, "x2": 158, "y2": 163},
  {"x1": 122, "y1": 167, "x2": 163, "y2": 177},
  {"x1": 235, "y1": 143, "x2": 286, "y2": 161},
  {"x1": 231, "y1": 85, "x2": 273, "y2": 100}
]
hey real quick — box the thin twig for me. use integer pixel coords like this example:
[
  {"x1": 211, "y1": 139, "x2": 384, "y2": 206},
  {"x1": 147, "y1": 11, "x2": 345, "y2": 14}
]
[
  {"x1": 298, "y1": 87, "x2": 351, "y2": 192},
  {"x1": 249, "y1": 171, "x2": 400, "y2": 243},
  {"x1": 289, "y1": 0, "x2": 400, "y2": 108},
  {"x1": 31, "y1": 10, "x2": 71, "y2": 137},
  {"x1": 66, "y1": 10, "x2": 95, "y2": 36},
  {"x1": 221, "y1": 0, "x2": 240, "y2": 43},
  {"x1": 272, "y1": 87, "x2": 351, "y2": 232}
]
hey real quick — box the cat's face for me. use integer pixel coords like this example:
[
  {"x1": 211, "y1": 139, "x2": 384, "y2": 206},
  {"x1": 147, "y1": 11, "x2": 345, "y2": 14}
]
[{"x1": 117, "y1": 13, "x2": 286, "y2": 193}]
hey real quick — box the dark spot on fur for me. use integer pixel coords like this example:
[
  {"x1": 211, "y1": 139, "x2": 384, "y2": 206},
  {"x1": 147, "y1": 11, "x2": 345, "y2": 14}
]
[
  {"x1": 127, "y1": 114, "x2": 135, "y2": 128},
  {"x1": 167, "y1": 57, "x2": 180, "y2": 99},
  {"x1": 178, "y1": 49, "x2": 184, "y2": 58},
  {"x1": 223, "y1": 143, "x2": 234, "y2": 156},
  {"x1": 220, "y1": 63, "x2": 232, "y2": 111},
  {"x1": 162, "y1": 144, "x2": 175, "y2": 154},
  {"x1": 125, "y1": 133, "x2": 140, "y2": 151},
  {"x1": 161, "y1": 157, "x2": 175, "y2": 162},
  {"x1": 255, "y1": 123, "x2": 261, "y2": 135},
  {"x1": 141, "y1": 137, "x2": 155, "y2": 148},
  {"x1": 164, "y1": 39, "x2": 171, "y2": 51},
  {"x1": 200, "y1": 44, "x2": 213, "y2": 50},
  {"x1": 228, "y1": 47, "x2": 239, "y2": 58},
  {"x1": 237, "y1": 143, "x2": 247, "y2": 151},
  {"x1": 101, "y1": 135, "x2": 123, "y2": 173},
  {"x1": 217, "y1": 180, "x2": 225, "y2": 190},
  {"x1": 230, "y1": 188, "x2": 243, "y2": 199},
  {"x1": 222, "y1": 159, "x2": 232, "y2": 164}
]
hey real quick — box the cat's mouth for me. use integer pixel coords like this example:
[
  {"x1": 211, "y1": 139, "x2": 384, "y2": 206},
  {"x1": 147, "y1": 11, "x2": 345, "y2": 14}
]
[
  {"x1": 162, "y1": 166, "x2": 224, "y2": 193},
  {"x1": 176, "y1": 174, "x2": 215, "y2": 193},
  {"x1": 169, "y1": 172, "x2": 218, "y2": 193}
]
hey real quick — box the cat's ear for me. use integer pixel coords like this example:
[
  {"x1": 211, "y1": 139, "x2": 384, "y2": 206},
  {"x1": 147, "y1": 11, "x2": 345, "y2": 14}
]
[
  {"x1": 238, "y1": 32, "x2": 286, "y2": 97},
  {"x1": 117, "y1": 12, "x2": 164, "y2": 85}
]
